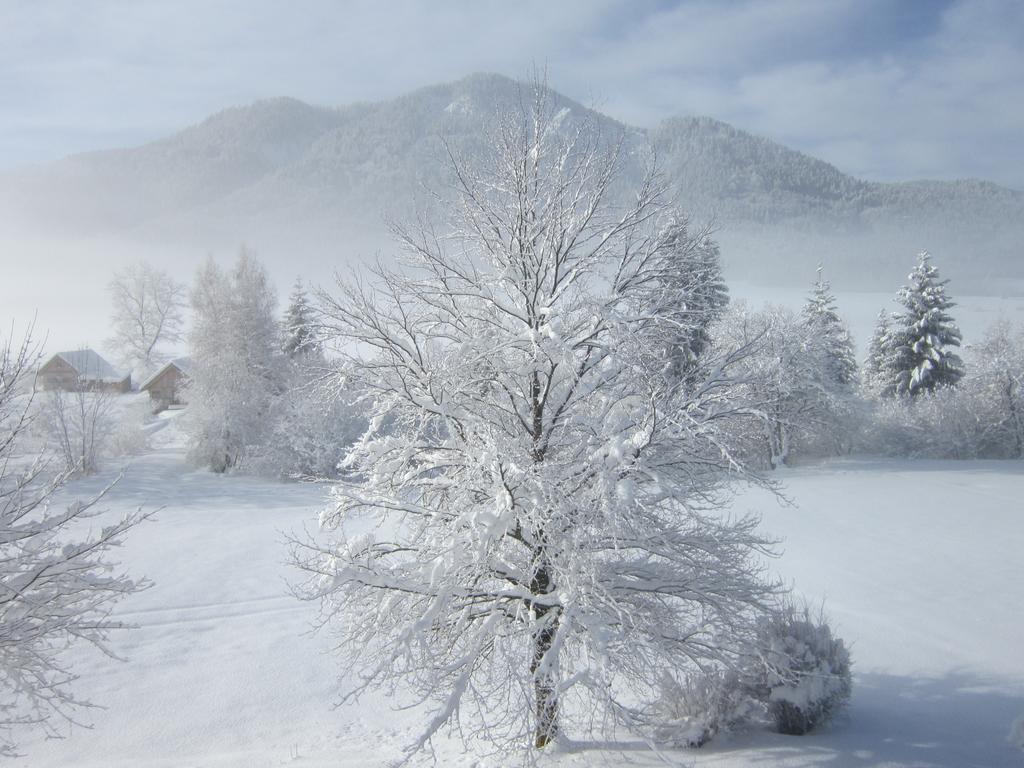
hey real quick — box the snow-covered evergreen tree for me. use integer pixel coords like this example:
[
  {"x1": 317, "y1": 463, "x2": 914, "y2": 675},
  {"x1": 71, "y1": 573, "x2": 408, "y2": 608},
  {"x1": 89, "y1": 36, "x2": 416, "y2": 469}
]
[
  {"x1": 653, "y1": 213, "x2": 729, "y2": 385},
  {"x1": 862, "y1": 308, "x2": 895, "y2": 397},
  {"x1": 281, "y1": 278, "x2": 320, "y2": 358},
  {"x1": 798, "y1": 267, "x2": 859, "y2": 453},
  {"x1": 294, "y1": 79, "x2": 778, "y2": 757},
  {"x1": 802, "y1": 266, "x2": 856, "y2": 390},
  {"x1": 186, "y1": 249, "x2": 284, "y2": 472},
  {"x1": 887, "y1": 251, "x2": 964, "y2": 396}
]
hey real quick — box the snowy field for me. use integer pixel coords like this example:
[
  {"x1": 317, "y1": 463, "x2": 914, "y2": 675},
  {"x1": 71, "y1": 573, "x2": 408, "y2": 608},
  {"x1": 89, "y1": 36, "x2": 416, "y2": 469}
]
[{"x1": 14, "y1": 417, "x2": 1024, "y2": 768}]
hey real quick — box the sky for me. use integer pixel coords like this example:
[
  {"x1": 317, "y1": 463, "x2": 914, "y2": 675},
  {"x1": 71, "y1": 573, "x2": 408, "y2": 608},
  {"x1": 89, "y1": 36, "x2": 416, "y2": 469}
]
[{"x1": 1, "y1": 0, "x2": 1023, "y2": 190}]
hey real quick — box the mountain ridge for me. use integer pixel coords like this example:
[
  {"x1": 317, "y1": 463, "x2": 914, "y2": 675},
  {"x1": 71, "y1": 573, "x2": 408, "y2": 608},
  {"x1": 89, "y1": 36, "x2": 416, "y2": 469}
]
[{"x1": 1, "y1": 72, "x2": 1021, "y2": 293}]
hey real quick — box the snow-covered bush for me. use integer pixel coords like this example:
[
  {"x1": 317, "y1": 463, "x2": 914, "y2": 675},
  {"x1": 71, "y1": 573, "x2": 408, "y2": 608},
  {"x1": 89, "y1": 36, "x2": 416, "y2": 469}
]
[
  {"x1": 713, "y1": 302, "x2": 858, "y2": 469},
  {"x1": 41, "y1": 387, "x2": 116, "y2": 475},
  {"x1": 246, "y1": 377, "x2": 365, "y2": 480},
  {"x1": 861, "y1": 388, "x2": 978, "y2": 459},
  {"x1": 655, "y1": 669, "x2": 755, "y2": 747},
  {"x1": 963, "y1": 319, "x2": 1024, "y2": 459},
  {"x1": 107, "y1": 396, "x2": 154, "y2": 458},
  {"x1": 751, "y1": 602, "x2": 851, "y2": 735}
]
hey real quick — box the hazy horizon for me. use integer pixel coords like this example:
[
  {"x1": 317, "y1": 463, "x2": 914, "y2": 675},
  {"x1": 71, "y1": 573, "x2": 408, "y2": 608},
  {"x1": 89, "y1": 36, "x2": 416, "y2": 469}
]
[{"x1": 3, "y1": 3, "x2": 1023, "y2": 353}]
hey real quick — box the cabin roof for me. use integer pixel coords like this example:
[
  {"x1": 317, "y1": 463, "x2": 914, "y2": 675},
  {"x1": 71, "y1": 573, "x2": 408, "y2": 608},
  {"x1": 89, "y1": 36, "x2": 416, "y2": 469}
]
[
  {"x1": 140, "y1": 357, "x2": 193, "y2": 391},
  {"x1": 46, "y1": 349, "x2": 128, "y2": 383}
]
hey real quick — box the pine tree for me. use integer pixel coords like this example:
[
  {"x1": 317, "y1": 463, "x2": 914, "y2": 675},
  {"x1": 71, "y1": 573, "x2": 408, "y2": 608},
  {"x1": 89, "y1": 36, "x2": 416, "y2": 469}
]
[
  {"x1": 802, "y1": 266, "x2": 857, "y2": 390},
  {"x1": 862, "y1": 308, "x2": 894, "y2": 396},
  {"x1": 282, "y1": 278, "x2": 320, "y2": 358},
  {"x1": 888, "y1": 251, "x2": 964, "y2": 396},
  {"x1": 654, "y1": 214, "x2": 729, "y2": 384}
]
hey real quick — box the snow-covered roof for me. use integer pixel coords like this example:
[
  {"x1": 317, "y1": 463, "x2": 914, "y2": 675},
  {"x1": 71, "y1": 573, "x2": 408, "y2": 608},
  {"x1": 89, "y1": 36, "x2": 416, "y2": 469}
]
[
  {"x1": 140, "y1": 357, "x2": 193, "y2": 390},
  {"x1": 50, "y1": 349, "x2": 128, "y2": 383}
]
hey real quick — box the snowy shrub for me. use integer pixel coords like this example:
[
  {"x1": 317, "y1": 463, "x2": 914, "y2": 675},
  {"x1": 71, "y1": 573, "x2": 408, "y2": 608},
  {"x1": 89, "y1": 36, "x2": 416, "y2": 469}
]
[
  {"x1": 712, "y1": 302, "x2": 860, "y2": 469},
  {"x1": 751, "y1": 602, "x2": 851, "y2": 735},
  {"x1": 107, "y1": 397, "x2": 154, "y2": 457},
  {"x1": 245, "y1": 380, "x2": 365, "y2": 480},
  {"x1": 41, "y1": 387, "x2": 117, "y2": 475},
  {"x1": 861, "y1": 390, "x2": 978, "y2": 459},
  {"x1": 860, "y1": 357, "x2": 1022, "y2": 460},
  {"x1": 655, "y1": 669, "x2": 756, "y2": 747}
]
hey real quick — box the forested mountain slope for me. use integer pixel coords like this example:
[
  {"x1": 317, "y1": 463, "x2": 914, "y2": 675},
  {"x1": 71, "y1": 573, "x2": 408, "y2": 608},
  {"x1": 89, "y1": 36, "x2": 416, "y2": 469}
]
[{"x1": 2, "y1": 73, "x2": 1021, "y2": 292}]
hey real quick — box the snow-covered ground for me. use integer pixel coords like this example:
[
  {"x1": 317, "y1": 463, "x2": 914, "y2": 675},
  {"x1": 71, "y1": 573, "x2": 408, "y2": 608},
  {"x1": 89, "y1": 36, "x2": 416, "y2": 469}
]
[{"x1": 14, "y1": 419, "x2": 1024, "y2": 767}]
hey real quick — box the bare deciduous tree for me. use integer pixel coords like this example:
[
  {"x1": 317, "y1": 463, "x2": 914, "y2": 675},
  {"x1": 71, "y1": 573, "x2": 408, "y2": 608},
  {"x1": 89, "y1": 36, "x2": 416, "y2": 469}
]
[
  {"x1": 43, "y1": 386, "x2": 115, "y2": 475},
  {"x1": 107, "y1": 261, "x2": 186, "y2": 379}
]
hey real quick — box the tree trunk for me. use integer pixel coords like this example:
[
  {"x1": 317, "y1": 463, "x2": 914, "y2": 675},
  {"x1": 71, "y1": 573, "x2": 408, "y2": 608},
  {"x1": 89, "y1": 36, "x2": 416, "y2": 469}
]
[
  {"x1": 531, "y1": 620, "x2": 558, "y2": 748},
  {"x1": 529, "y1": 562, "x2": 559, "y2": 748},
  {"x1": 1006, "y1": 378, "x2": 1023, "y2": 459}
]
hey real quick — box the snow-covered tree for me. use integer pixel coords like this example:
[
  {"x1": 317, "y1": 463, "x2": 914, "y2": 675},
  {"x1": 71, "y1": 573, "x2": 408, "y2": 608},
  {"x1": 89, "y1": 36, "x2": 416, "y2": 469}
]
[
  {"x1": 653, "y1": 213, "x2": 729, "y2": 385},
  {"x1": 0, "y1": 325, "x2": 147, "y2": 756},
  {"x1": 962, "y1": 319, "x2": 1024, "y2": 458},
  {"x1": 716, "y1": 304, "x2": 835, "y2": 468},
  {"x1": 106, "y1": 261, "x2": 186, "y2": 380},
  {"x1": 798, "y1": 267, "x2": 859, "y2": 454},
  {"x1": 802, "y1": 266, "x2": 856, "y2": 391},
  {"x1": 281, "y1": 278, "x2": 320, "y2": 358},
  {"x1": 887, "y1": 252, "x2": 964, "y2": 396},
  {"x1": 186, "y1": 249, "x2": 284, "y2": 472},
  {"x1": 294, "y1": 79, "x2": 778, "y2": 757},
  {"x1": 254, "y1": 371, "x2": 365, "y2": 480},
  {"x1": 862, "y1": 308, "x2": 894, "y2": 397},
  {"x1": 42, "y1": 386, "x2": 116, "y2": 475}
]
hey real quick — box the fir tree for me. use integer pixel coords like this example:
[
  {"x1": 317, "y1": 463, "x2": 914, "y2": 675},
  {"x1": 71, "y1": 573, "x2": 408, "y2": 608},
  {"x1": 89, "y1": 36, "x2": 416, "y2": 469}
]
[
  {"x1": 282, "y1": 278, "x2": 320, "y2": 358},
  {"x1": 888, "y1": 251, "x2": 964, "y2": 396},
  {"x1": 655, "y1": 213, "x2": 729, "y2": 384},
  {"x1": 802, "y1": 265, "x2": 857, "y2": 390},
  {"x1": 862, "y1": 308, "x2": 894, "y2": 396}
]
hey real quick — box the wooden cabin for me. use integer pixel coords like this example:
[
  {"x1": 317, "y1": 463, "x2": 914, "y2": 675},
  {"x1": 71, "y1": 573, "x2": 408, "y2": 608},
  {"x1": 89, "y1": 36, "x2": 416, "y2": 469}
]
[
  {"x1": 37, "y1": 349, "x2": 131, "y2": 393},
  {"x1": 140, "y1": 357, "x2": 193, "y2": 408}
]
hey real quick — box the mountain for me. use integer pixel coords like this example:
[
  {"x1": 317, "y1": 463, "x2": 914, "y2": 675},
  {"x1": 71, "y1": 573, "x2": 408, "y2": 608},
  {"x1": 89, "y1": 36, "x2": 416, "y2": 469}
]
[{"x1": 2, "y1": 72, "x2": 1022, "y2": 297}]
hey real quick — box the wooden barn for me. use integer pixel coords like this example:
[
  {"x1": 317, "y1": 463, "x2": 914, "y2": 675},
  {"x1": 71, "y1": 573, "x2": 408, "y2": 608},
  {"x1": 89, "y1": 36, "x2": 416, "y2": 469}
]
[
  {"x1": 140, "y1": 357, "x2": 193, "y2": 408},
  {"x1": 37, "y1": 349, "x2": 131, "y2": 393}
]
